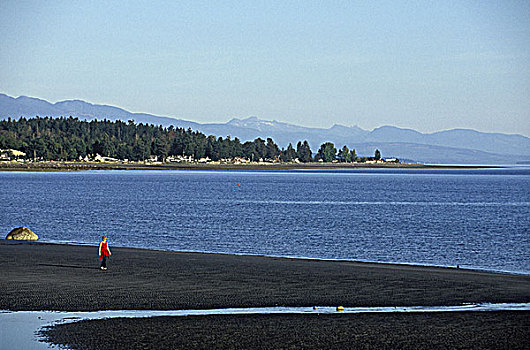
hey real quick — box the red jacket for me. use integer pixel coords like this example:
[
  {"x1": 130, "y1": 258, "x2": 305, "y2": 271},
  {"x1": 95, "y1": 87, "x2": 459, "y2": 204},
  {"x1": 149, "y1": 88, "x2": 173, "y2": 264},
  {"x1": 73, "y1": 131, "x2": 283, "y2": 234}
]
[{"x1": 99, "y1": 241, "x2": 110, "y2": 260}]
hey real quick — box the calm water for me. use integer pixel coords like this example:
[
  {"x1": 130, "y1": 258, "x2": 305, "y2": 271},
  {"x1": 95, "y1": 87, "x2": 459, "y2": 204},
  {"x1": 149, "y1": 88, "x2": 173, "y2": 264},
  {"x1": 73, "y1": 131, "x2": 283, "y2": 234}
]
[{"x1": 1, "y1": 168, "x2": 529, "y2": 274}]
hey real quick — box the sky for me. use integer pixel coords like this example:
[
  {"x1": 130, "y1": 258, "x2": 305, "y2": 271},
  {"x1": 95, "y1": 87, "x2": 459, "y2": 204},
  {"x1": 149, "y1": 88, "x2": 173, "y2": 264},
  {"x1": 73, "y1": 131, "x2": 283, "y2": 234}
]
[{"x1": 1, "y1": 1, "x2": 529, "y2": 136}]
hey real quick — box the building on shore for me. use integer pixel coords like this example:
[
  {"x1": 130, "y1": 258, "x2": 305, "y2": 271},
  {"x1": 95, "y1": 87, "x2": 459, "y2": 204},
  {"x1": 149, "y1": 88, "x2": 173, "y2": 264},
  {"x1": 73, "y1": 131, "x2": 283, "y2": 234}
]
[{"x1": 0, "y1": 149, "x2": 26, "y2": 161}]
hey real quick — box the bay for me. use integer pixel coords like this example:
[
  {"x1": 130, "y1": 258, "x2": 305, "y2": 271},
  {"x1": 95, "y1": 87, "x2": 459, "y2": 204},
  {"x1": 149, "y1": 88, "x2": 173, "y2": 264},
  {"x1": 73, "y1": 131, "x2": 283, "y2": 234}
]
[{"x1": 1, "y1": 168, "x2": 529, "y2": 274}]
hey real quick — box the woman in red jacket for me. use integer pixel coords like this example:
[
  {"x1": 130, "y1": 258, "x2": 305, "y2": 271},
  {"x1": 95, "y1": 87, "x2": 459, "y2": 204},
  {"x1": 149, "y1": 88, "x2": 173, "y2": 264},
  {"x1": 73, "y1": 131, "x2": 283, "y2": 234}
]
[{"x1": 98, "y1": 236, "x2": 112, "y2": 270}]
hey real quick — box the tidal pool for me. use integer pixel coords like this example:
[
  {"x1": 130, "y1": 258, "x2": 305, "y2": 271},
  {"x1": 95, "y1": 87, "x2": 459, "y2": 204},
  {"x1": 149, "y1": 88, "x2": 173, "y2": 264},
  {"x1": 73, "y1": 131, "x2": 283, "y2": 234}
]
[{"x1": 1, "y1": 303, "x2": 530, "y2": 349}]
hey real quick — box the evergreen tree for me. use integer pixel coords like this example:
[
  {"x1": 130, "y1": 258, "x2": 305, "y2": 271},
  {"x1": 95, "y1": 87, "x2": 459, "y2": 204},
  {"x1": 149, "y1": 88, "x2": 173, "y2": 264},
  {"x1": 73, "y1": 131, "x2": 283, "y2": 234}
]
[
  {"x1": 231, "y1": 137, "x2": 243, "y2": 158},
  {"x1": 350, "y1": 148, "x2": 358, "y2": 162},
  {"x1": 242, "y1": 141, "x2": 256, "y2": 161},
  {"x1": 253, "y1": 138, "x2": 267, "y2": 160},
  {"x1": 316, "y1": 142, "x2": 337, "y2": 162},
  {"x1": 153, "y1": 138, "x2": 169, "y2": 161},
  {"x1": 281, "y1": 143, "x2": 297, "y2": 162},
  {"x1": 266, "y1": 137, "x2": 280, "y2": 160},
  {"x1": 338, "y1": 145, "x2": 352, "y2": 162},
  {"x1": 296, "y1": 140, "x2": 312, "y2": 162}
]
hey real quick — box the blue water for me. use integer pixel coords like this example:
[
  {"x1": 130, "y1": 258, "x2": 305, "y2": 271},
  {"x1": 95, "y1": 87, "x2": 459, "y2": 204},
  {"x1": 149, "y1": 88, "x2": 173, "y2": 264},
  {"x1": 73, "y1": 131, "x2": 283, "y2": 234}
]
[{"x1": 1, "y1": 168, "x2": 529, "y2": 274}]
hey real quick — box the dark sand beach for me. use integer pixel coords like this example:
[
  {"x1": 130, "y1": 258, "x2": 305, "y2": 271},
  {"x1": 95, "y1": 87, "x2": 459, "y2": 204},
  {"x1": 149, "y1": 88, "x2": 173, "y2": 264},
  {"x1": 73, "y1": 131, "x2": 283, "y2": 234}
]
[
  {"x1": 2, "y1": 241, "x2": 529, "y2": 349},
  {"x1": 40, "y1": 312, "x2": 530, "y2": 350}
]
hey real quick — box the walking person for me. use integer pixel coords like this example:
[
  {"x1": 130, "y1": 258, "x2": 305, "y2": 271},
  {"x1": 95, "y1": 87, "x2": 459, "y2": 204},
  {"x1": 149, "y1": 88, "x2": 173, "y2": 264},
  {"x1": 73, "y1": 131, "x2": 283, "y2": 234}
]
[{"x1": 98, "y1": 236, "x2": 111, "y2": 270}]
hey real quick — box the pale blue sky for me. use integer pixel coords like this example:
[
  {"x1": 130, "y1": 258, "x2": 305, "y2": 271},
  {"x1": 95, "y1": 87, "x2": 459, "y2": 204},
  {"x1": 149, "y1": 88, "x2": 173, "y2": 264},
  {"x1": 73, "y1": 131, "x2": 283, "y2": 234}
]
[{"x1": 1, "y1": 1, "x2": 529, "y2": 135}]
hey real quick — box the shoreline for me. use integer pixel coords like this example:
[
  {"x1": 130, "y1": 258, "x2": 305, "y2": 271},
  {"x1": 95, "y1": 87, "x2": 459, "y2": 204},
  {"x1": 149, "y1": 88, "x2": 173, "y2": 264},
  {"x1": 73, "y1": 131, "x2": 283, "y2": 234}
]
[
  {"x1": 3, "y1": 241, "x2": 529, "y2": 349},
  {"x1": 2, "y1": 241, "x2": 529, "y2": 311},
  {"x1": 8, "y1": 239, "x2": 529, "y2": 277},
  {"x1": 0, "y1": 161, "x2": 506, "y2": 172}
]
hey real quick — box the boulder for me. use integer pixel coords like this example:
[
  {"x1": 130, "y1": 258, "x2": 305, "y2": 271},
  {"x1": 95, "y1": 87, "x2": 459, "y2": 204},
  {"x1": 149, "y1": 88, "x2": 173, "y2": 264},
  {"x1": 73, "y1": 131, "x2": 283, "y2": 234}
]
[{"x1": 6, "y1": 227, "x2": 39, "y2": 241}]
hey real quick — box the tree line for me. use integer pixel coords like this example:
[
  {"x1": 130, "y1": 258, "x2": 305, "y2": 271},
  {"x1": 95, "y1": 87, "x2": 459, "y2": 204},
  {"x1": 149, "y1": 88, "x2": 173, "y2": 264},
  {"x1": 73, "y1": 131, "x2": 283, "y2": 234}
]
[{"x1": 0, "y1": 117, "x2": 382, "y2": 162}]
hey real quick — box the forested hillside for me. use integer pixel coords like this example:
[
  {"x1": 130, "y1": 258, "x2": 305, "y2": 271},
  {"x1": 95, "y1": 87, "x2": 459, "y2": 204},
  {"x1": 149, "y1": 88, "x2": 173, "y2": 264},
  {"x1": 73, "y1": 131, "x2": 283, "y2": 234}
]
[{"x1": 0, "y1": 117, "x2": 322, "y2": 162}]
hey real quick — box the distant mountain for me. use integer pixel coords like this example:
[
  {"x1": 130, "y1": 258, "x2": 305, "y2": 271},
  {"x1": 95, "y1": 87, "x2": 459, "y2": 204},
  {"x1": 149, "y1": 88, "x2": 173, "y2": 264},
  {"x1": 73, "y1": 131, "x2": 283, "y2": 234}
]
[
  {"x1": 0, "y1": 94, "x2": 199, "y2": 128},
  {"x1": 351, "y1": 142, "x2": 527, "y2": 165},
  {"x1": 367, "y1": 126, "x2": 530, "y2": 157},
  {"x1": 1, "y1": 93, "x2": 529, "y2": 164}
]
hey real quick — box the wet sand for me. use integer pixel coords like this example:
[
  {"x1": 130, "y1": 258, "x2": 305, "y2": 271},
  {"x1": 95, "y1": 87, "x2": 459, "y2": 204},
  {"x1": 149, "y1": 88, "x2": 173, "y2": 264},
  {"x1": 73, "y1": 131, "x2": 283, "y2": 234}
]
[
  {"x1": 1, "y1": 241, "x2": 529, "y2": 311},
  {"x1": 2, "y1": 241, "x2": 529, "y2": 349},
  {"x1": 40, "y1": 311, "x2": 530, "y2": 350}
]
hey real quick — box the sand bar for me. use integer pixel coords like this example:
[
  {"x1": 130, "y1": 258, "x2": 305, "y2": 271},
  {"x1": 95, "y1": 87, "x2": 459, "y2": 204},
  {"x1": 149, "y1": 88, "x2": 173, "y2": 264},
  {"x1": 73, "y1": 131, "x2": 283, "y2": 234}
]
[
  {"x1": 3, "y1": 241, "x2": 530, "y2": 349},
  {"x1": 1, "y1": 241, "x2": 529, "y2": 311},
  {"x1": 39, "y1": 311, "x2": 530, "y2": 350}
]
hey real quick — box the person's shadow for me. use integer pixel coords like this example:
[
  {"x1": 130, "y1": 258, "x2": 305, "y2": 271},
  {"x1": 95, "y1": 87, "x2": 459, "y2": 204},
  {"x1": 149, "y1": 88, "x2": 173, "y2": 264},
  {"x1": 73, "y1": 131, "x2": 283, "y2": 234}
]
[{"x1": 38, "y1": 264, "x2": 97, "y2": 270}]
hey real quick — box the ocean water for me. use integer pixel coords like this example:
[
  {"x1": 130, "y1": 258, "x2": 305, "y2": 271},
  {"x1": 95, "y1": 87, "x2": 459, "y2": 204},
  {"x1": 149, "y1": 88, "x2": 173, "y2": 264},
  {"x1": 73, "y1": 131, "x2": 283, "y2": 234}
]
[{"x1": 1, "y1": 168, "x2": 529, "y2": 274}]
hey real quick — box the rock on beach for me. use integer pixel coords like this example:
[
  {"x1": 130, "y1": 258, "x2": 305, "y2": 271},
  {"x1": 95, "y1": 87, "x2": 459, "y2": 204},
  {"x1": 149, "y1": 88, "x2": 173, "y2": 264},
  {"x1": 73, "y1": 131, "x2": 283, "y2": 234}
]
[{"x1": 5, "y1": 227, "x2": 39, "y2": 241}]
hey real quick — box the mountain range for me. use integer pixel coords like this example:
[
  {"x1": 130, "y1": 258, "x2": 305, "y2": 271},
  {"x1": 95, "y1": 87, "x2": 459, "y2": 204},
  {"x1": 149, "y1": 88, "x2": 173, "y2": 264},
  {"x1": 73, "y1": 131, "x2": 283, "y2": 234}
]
[{"x1": 1, "y1": 93, "x2": 529, "y2": 164}]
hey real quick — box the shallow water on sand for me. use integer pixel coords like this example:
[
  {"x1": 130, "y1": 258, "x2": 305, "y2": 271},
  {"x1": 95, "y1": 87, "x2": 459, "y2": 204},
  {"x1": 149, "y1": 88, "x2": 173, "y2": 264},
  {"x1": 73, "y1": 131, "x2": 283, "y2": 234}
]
[
  {"x1": 1, "y1": 168, "x2": 529, "y2": 274},
  {"x1": 2, "y1": 303, "x2": 530, "y2": 350}
]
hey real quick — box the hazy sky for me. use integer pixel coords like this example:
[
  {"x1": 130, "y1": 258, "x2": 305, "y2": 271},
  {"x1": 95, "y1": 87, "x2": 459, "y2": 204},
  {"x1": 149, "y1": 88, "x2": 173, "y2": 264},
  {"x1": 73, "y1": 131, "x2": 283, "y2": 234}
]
[{"x1": 1, "y1": 1, "x2": 529, "y2": 136}]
